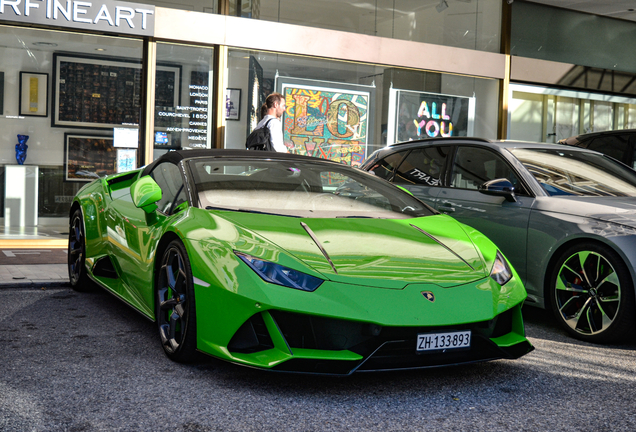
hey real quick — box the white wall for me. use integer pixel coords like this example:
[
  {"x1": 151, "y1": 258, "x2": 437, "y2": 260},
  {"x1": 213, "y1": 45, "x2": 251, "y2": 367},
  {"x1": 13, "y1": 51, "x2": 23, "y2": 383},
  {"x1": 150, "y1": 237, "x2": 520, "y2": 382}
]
[
  {"x1": 0, "y1": 47, "x2": 68, "y2": 167},
  {"x1": 225, "y1": 56, "x2": 250, "y2": 150}
]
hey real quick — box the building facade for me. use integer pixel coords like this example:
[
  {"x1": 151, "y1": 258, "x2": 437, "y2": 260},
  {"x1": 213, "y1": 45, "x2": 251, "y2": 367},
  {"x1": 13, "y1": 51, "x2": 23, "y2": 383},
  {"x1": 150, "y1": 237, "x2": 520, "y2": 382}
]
[{"x1": 0, "y1": 0, "x2": 635, "y2": 246}]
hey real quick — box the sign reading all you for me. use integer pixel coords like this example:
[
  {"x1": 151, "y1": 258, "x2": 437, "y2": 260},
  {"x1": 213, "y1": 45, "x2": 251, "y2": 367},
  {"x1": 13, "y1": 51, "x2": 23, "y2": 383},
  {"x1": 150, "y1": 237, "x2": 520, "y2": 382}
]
[
  {"x1": 388, "y1": 89, "x2": 475, "y2": 144},
  {"x1": 0, "y1": 0, "x2": 155, "y2": 36}
]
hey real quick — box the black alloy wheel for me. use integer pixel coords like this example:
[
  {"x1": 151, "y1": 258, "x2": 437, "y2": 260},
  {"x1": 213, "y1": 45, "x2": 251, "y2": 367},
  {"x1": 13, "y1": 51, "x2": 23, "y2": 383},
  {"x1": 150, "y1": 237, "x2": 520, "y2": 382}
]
[
  {"x1": 156, "y1": 239, "x2": 198, "y2": 362},
  {"x1": 549, "y1": 243, "x2": 636, "y2": 343},
  {"x1": 68, "y1": 209, "x2": 93, "y2": 291}
]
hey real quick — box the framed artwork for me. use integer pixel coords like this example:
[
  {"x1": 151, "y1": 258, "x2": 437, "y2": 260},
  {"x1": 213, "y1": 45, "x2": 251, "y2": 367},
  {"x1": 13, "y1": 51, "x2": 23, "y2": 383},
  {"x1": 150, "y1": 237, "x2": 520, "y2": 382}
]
[
  {"x1": 117, "y1": 149, "x2": 137, "y2": 173},
  {"x1": 225, "y1": 88, "x2": 241, "y2": 120},
  {"x1": 19, "y1": 72, "x2": 49, "y2": 117},
  {"x1": 0, "y1": 71, "x2": 4, "y2": 115},
  {"x1": 247, "y1": 56, "x2": 264, "y2": 137},
  {"x1": 64, "y1": 133, "x2": 116, "y2": 182},
  {"x1": 52, "y1": 53, "x2": 181, "y2": 129},
  {"x1": 387, "y1": 89, "x2": 475, "y2": 144},
  {"x1": 276, "y1": 77, "x2": 375, "y2": 167}
]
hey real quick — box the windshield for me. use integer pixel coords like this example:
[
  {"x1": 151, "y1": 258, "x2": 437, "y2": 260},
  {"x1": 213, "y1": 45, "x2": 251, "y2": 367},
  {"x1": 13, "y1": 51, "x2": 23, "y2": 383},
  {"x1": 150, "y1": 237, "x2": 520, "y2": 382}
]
[
  {"x1": 509, "y1": 148, "x2": 636, "y2": 197},
  {"x1": 187, "y1": 158, "x2": 435, "y2": 218}
]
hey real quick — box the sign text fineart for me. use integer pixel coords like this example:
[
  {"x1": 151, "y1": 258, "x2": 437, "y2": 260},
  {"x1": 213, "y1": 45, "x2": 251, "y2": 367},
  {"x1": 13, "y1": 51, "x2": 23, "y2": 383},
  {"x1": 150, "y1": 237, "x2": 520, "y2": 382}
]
[{"x1": 0, "y1": 0, "x2": 155, "y2": 36}]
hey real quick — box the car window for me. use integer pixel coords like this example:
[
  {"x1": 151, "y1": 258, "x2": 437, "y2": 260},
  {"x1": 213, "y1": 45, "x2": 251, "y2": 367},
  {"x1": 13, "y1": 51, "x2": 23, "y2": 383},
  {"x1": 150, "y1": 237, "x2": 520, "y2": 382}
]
[
  {"x1": 366, "y1": 150, "x2": 407, "y2": 181},
  {"x1": 451, "y1": 146, "x2": 526, "y2": 194},
  {"x1": 150, "y1": 162, "x2": 186, "y2": 214},
  {"x1": 509, "y1": 148, "x2": 636, "y2": 197},
  {"x1": 393, "y1": 146, "x2": 449, "y2": 186},
  {"x1": 586, "y1": 135, "x2": 629, "y2": 163},
  {"x1": 189, "y1": 159, "x2": 435, "y2": 219}
]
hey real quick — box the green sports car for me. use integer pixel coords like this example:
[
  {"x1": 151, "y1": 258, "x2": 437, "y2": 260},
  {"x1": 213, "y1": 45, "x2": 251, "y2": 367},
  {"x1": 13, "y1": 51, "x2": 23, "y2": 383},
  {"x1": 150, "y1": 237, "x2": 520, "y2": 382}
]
[{"x1": 68, "y1": 149, "x2": 533, "y2": 374}]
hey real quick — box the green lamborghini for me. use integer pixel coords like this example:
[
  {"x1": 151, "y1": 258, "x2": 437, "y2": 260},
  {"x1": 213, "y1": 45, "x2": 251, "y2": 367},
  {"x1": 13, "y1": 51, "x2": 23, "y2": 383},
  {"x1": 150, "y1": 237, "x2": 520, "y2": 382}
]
[{"x1": 68, "y1": 149, "x2": 533, "y2": 374}]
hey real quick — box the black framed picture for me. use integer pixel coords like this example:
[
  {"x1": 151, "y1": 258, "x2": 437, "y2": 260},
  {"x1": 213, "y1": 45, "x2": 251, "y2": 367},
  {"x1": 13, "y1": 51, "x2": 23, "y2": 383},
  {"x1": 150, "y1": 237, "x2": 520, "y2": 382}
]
[
  {"x1": 19, "y1": 72, "x2": 49, "y2": 117},
  {"x1": 225, "y1": 88, "x2": 241, "y2": 120},
  {"x1": 247, "y1": 56, "x2": 264, "y2": 136},
  {"x1": 64, "y1": 133, "x2": 116, "y2": 182},
  {"x1": 52, "y1": 53, "x2": 181, "y2": 129},
  {"x1": 0, "y1": 71, "x2": 4, "y2": 115}
]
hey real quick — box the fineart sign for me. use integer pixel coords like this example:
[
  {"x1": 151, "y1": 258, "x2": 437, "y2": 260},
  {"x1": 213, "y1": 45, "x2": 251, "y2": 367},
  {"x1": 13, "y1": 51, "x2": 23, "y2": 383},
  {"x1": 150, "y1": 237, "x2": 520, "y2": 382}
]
[
  {"x1": 279, "y1": 79, "x2": 372, "y2": 167},
  {"x1": 0, "y1": 0, "x2": 154, "y2": 36},
  {"x1": 388, "y1": 89, "x2": 475, "y2": 144}
]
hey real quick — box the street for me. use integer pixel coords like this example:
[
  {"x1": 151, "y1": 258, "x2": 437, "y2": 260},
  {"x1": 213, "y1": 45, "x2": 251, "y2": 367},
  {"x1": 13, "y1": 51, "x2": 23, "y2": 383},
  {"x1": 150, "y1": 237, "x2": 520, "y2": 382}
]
[{"x1": 1, "y1": 286, "x2": 636, "y2": 431}]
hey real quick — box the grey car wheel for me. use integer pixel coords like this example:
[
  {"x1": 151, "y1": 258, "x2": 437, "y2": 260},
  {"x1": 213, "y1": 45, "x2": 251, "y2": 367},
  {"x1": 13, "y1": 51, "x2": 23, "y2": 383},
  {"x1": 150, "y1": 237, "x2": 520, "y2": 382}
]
[
  {"x1": 156, "y1": 239, "x2": 198, "y2": 363},
  {"x1": 68, "y1": 209, "x2": 94, "y2": 292},
  {"x1": 549, "y1": 243, "x2": 636, "y2": 343}
]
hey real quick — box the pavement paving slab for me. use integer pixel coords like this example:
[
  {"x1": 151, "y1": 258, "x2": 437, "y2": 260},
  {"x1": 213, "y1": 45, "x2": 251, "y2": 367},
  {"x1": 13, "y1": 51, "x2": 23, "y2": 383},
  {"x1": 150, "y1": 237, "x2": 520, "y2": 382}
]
[{"x1": 0, "y1": 264, "x2": 69, "y2": 288}]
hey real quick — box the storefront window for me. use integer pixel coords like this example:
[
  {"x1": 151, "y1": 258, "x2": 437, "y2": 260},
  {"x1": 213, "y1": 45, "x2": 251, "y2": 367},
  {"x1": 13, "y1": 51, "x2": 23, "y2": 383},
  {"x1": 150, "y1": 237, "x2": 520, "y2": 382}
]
[
  {"x1": 225, "y1": 49, "x2": 499, "y2": 165},
  {"x1": 230, "y1": 0, "x2": 502, "y2": 52},
  {"x1": 153, "y1": 43, "x2": 215, "y2": 160},
  {"x1": 509, "y1": 84, "x2": 636, "y2": 142},
  {"x1": 136, "y1": 0, "x2": 217, "y2": 14},
  {"x1": 0, "y1": 25, "x2": 142, "y2": 234},
  {"x1": 511, "y1": 2, "x2": 636, "y2": 79}
]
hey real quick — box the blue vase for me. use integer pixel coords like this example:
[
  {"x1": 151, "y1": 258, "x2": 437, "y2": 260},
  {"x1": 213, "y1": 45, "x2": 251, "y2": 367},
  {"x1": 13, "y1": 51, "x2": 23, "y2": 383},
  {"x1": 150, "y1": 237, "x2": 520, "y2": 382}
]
[{"x1": 15, "y1": 135, "x2": 29, "y2": 165}]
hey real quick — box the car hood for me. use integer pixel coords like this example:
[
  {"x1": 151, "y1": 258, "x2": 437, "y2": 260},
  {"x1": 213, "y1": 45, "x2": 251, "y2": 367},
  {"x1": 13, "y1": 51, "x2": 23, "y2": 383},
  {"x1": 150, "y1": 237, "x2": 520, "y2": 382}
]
[
  {"x1": 534, "y1": 196, "x2": 636, "y2": 229},
  {"x1": 215, "y1": 212, "x2": 489, "y2": 289}
]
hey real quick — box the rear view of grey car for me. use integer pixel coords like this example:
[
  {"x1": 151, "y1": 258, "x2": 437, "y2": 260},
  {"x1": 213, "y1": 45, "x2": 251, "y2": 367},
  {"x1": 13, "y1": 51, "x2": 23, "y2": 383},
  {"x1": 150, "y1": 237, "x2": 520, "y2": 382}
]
[{"x1": 362, "y1": 138, "x2": 636, "y2": 343}]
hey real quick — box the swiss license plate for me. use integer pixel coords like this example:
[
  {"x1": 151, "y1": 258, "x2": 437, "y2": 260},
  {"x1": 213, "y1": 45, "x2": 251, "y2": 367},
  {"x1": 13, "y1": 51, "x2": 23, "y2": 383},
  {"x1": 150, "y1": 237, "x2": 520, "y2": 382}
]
[{"x1": 416, "y1": 331, "x2": 471, "y2": 352}]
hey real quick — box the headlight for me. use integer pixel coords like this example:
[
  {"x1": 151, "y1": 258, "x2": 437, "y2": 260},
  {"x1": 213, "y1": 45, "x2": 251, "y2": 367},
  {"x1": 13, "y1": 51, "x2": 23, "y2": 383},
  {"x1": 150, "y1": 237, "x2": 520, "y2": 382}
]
[
  {"x1": 490, "y1": 250, "x2": 512, "y2": 286},
  {"x1": 235, "y1": 252, "x2": 323, "y2": 292}
]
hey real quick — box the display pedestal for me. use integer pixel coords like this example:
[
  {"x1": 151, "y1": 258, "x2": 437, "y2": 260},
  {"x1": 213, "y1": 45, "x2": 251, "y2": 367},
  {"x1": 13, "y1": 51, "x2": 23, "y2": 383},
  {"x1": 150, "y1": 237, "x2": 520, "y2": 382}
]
[{"x1": 4, "y1": 165, "x2": 39, "y2": 228}]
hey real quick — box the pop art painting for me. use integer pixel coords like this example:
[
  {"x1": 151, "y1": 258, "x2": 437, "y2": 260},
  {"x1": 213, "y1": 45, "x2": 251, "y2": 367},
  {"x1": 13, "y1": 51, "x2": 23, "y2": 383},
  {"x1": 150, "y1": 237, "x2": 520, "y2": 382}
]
[{"x1": 279, "y1": 80, "x2": 373, "y2": 167}]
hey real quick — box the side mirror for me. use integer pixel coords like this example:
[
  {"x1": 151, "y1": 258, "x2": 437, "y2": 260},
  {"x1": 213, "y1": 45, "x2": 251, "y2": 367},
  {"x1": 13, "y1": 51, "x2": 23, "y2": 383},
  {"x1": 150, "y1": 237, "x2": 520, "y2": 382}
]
[
  {"x1": 478, "y1": 178, "x2": 517, "y2": 202},
  {"x1": 131, "y1": 176, "x2": 162, "y2": 213}
]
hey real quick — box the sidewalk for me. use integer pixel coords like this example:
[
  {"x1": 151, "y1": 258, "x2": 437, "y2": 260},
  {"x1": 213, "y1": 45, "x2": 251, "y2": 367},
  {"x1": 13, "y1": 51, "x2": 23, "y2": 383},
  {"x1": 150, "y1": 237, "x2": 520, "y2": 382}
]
[{"x1": 0, "y1": 264, "x2": 69, "y2": 288}]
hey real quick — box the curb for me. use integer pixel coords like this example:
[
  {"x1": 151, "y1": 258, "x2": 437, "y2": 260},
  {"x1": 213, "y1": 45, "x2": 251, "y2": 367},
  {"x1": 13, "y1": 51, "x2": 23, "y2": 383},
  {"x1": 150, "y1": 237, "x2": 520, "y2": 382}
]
[{"x1": 0, "y1": 280, "x2": 70, "y2": 289}]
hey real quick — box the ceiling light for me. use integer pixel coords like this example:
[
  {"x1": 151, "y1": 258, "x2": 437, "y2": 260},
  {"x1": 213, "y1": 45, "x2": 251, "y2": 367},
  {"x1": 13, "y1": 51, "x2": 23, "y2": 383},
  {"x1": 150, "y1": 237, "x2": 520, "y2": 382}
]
[
  {"x1": 95, "y1": 48, "x2": 107, "y2": 51},
  {"x1": 33, "y1": 42, "x2": 58, "y2": 47},
  {"x1": 436, "y1": 0, "x2": 448, "y2": 13}
]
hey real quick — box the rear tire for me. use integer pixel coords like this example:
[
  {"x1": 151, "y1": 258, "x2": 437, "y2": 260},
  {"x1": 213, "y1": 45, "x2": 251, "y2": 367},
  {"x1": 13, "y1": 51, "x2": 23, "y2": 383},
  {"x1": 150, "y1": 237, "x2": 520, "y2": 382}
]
[
  {"x1": 155, "y1": 239, "x2": 198, "y2": 363},
  {"x1": 548, "y1": 242, "x2": 636, "y2": 343},
  {"x1": 68, "y1": 209, "x2": 94, "y2": 292}
]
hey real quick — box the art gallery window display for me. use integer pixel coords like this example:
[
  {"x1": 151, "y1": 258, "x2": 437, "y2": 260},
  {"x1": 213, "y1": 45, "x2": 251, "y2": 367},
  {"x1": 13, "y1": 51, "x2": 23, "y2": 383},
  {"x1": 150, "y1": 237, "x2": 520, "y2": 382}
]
[
  {"x1": 153, "y1": 42, "x2": 215, "y2": 161},
  {"x1": 224, "y1": 49, "x2": 499, "y2": 165},
  {"x1": 0, "y1": 25, "x2": 143, "y2": 238}
]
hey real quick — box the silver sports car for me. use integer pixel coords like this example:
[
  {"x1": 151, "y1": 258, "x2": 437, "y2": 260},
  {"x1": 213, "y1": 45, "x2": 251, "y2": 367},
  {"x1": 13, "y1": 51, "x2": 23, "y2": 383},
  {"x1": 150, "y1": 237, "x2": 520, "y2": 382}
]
[{"x1": 361, "y1": 138, "x2": 636, "y2": 343}]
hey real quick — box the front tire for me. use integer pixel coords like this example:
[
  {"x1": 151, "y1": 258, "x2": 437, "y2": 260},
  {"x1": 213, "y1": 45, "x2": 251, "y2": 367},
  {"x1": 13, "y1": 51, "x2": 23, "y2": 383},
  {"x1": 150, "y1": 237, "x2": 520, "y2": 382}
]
[
  {"x1": 68, "y1": 209, "x2": 93, "y2": 292},
  {"x1": 156, "y1": 239, "x2": 198, "y2": 362},
  {"x1": 549, "y1": 243, "x2": 636, "y2": 343}
]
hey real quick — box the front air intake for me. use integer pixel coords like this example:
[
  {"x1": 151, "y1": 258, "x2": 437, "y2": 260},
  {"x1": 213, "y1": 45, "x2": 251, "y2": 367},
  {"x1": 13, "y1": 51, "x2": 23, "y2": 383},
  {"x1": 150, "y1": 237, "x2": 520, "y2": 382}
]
[{"x1": 227, "y1": 313, "x2": 274, "y2": 354}]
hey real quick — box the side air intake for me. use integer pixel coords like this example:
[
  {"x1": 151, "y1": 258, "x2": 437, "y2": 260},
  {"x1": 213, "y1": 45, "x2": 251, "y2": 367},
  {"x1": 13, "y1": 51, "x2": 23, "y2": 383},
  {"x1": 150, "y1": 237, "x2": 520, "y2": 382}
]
[{"x1": 92, "y1": 256, "x2": 119, "y2": 279}]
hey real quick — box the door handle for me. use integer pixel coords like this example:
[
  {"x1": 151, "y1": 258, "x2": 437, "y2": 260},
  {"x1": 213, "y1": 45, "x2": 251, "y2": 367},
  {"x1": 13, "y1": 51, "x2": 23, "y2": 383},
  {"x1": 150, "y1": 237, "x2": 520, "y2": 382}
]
[{"x1": 438, "y1": 204, "x2": 455, "y2": 213}]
